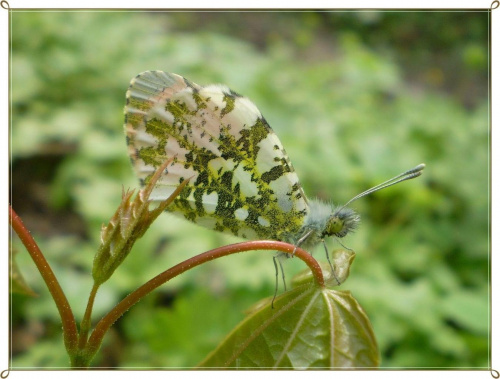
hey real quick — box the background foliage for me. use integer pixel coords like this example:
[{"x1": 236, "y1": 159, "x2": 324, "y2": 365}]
[{"x1": 9, "y1": 10, "x2": 489, "y2": 368}]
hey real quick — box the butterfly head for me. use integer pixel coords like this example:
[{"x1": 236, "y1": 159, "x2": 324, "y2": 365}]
[{"x1": 323, "y1": 207, "x2": 360, "y2": 238}]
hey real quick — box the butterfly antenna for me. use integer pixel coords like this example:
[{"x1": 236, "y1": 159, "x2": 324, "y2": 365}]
[{"x1": 338, "y1": 163, "x2": 425, "y2": 211}]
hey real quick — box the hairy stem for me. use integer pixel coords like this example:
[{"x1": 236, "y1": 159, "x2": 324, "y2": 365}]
[
  {"x1": 78, "y1": 283, "x2": 100, "y2": 349},
  {"x1": 9, "y1": 205, "x2": 78, "y2": 354}
]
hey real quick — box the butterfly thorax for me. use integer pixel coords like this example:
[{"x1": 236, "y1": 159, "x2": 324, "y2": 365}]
[{"x1": 290, "y1": 199, "x2": 360, "y2": 251}]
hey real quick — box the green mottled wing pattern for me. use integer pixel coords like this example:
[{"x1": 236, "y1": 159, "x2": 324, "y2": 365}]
[{"x1": 124, "y1": 71, "x2": 309, "y2": 241}]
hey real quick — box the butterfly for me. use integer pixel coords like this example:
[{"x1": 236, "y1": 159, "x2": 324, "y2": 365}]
[{"x1": 124, "y1": 71, "x2": 424, "y2": 271}]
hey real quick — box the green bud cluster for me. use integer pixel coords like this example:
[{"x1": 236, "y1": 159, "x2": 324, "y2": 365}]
[{"x1": 92, "y1": 158, "x2": 189, "y2": 285}]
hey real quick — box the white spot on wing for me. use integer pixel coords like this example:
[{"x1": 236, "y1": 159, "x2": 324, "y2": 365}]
[
  {"x1": 124, "y1": 106, "x2": 147, "y2": 116},
  {"x1": 150, "y1": 105, "x2": 174, "y2": 124},
  {"x1": 235, "y1": 207, "x2": 249, "y2": 221},
  {"x1": 238, "y1": 227, "x2": 259, "y2": 240},
  {"x1": 225, "y1": 97, "x2": 261, "y2": 136},
  {"x1": 188, "y1": 115, "x2": 222, "y2": 155},
  {"x1": 208, "y1": 157, "x2": 236, "y2": 174},
  {"x1": 269, "y1": 173, "x2": 300, "y2": 212},
  {"x1": 203, "y1": 84, "x2": 231, "y2": 94},
  {"x1": 236, "y1": 97, "x2": 261, "y2": 119},
  {"x1": 233, "y1": 163, "x2": 259, "y2": 198},
  {"x1": 258, "y1": 216, "x2": 270, "y2": 227},
  {"x1": 208, "y1": 157, "x2": 224, "y2": 173},
  {"x1": 255, "y1": 133, "x2": 285, "y2": 173},
  {"x1": 134, "y1": 129, "x2": 159, "y2": 146},
  {"x1": 199, "y1": 86, "x2": 226, "y2": 113},
  {"x1": 173, "y1": 87, "x2": 197, "y2": 111},
  {"x1": 202, "y1": 192, "x2": 218, "y2": 214}
]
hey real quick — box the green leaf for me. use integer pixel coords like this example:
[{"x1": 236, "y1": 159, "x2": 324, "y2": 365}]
[
  {"x1": 440, "y1": 290, "x2": 489, "y2": 335},
  {"x1": 292, "y1": 250, "x2": 356, "y2": 288},
  {"x1": 10, "y1": 249, "x2": 37, "y2": 297},
  {"x1": 199, "y1": 284, "x2": 379, "y2": 369}
]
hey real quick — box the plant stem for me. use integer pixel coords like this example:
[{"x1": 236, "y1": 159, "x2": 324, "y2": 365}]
[
  {"x1": 85, "y1": 240, "x2": 324, "y2": 360},
  {"x1": 78, "y1": 283, "x2": 100, "y2": 349},
  {"x1": 9, "y1": 205, "x2": 78, "y2": 354}
]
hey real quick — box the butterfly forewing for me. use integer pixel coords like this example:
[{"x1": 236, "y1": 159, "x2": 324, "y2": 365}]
[{"x1": 124, "y1": 71, "x2": 309, "y2": 241}]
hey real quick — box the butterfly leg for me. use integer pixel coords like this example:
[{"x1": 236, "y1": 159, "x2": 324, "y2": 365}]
[
  {"x1": 323, "y1": 240, "x2": 341, "y2": 285},
  {"x1": 271, "y1": 254, "x2": 288, "y2": 308},
  {"x1": 279, "y1": 257, "x2": 287, "y2": 292},
  {"x1": 334, "y1": 237, "x2": 354, "y2": 252},
  {"x1": 291, "y1": 230, "x2": 314, "y2": 256}
]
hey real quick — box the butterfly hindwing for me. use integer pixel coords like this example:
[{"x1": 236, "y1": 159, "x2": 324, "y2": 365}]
[{"x1": 124, "y1": 71, "x2": 309, "y2": 241}]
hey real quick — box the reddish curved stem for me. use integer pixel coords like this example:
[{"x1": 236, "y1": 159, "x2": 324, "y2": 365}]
[
  {"x1": 9, "y1": 206, "x2": 78, "y2": 353},
  {"x1": 86, "y1": 240, "x2": 324, "y2": 357}
]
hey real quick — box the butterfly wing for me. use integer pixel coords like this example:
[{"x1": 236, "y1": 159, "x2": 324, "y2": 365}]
[{"x1": 124, "y1": 71, "x2": 309, "y2": 241}]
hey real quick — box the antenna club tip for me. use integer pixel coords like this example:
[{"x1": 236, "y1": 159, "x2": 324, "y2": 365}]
[{"x1": 342, "y1": 162, "x2": 426, "y2": 207}]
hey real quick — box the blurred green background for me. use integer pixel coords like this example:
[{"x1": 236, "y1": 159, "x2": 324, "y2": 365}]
[{"x1": 10, "y1": 10, "x2": 489, "y2": 368}]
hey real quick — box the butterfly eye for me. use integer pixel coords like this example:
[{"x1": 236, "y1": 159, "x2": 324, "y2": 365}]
[
  {"x1": 324, "y1": 207, "x2": 360, "y2": 238},
  {"x1": 325, "y1": 216, "x2": 344, "y2": 237}
]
